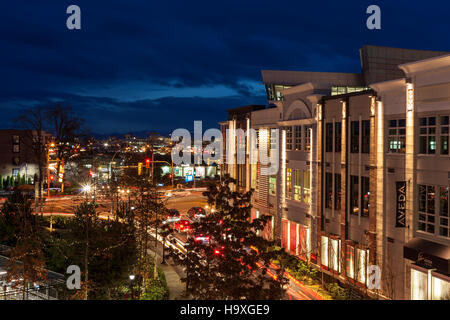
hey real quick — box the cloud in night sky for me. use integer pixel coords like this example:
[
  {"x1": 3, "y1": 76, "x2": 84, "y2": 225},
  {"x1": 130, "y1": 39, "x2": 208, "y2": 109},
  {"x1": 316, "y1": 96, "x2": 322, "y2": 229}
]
[{"x1": 1, "y1": 1, "x2": 450, "y2": 134}]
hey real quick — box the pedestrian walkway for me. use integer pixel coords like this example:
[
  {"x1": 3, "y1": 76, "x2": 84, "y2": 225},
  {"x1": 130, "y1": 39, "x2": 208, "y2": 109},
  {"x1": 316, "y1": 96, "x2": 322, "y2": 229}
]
[{"x1": 148, "y1": 248, "x2": 187, "y2": 300}]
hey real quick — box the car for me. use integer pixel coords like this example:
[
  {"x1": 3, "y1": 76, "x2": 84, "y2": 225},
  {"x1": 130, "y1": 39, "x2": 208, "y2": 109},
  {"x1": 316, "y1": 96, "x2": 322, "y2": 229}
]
[
  {"x1": 174, "y1": 219, "x2": 192, "y2": 232},
  {"x1": 163, "y1": 209, "x2": 181, "y2": 224},
  {"x1": 187, "y1": 207, "x2": 206, "y2": 220},
  {"x1": 192, "y1": 232, "x2": 210, "y2": 244},
  {"x1": 165, "y1": 188, "x2": 191, "y2": 198}
]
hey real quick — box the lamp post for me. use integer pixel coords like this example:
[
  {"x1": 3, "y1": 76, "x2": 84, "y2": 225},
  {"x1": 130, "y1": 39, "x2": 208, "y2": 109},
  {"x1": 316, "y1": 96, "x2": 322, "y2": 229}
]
[{"x1": 129, "y1": 274, "x2": 135, "y2": 299}]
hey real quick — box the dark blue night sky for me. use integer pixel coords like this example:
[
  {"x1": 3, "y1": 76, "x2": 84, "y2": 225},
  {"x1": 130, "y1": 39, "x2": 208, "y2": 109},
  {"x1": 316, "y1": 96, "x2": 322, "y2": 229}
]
[{"x1": 1, "y1": 1, "x2": 449, "y2": 135}]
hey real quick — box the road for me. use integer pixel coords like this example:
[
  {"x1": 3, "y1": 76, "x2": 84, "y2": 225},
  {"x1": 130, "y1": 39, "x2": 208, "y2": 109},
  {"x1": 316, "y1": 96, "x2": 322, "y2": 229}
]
[{"x1": 3, "y1": 188, "x2": 323, "y2": 300}]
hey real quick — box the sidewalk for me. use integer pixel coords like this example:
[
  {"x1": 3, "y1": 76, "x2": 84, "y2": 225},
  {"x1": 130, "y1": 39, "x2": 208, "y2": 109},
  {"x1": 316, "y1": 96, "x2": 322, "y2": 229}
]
[{"x1": 148, "y1": 248, "x2": 186, "y2": 300}]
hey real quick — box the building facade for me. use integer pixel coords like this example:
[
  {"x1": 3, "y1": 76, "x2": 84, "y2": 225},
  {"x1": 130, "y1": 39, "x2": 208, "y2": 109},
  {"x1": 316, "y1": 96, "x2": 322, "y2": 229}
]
[{"x1": 219, "y1": 45, "x2": 450, "y2": 299}]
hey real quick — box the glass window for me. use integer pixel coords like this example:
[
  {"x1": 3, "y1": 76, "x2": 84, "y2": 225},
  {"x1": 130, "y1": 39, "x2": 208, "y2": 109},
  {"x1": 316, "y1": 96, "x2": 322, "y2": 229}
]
[
  {"x1": 361, "y1": 177, "x2": 370, "y2": 216},
  {"x1": 350, "y1": 175, "x2": 359, "y2": 215},
  {"x1": 294, "y1": 126, "x2": 302, "y2": 150},
  {"x1": 346, "y1": 245, "x2": 355, "y2": 279},
  {"x1": 419, "y1": 117, "x2": 436, "y2": 154},
  {"x1": 286, "y1": 126, "x2": 293, "y2": 151},
  {"x1": 13, "y1": 144, "x2": 20, "y2": 153},
  {"x1": 418, "y1": 185, "x2": 436, "y2": 234},
  {"x1": 330, "y1": 239, "x2": 340, "y2": 272},
  {"x1": 432, "y1": 276, "x2": 450, "y2": 300},
  {"x1": 335, "y1": 122, "x2": 342, "y2": 152},
  {"x1": 304, "y1": 125, "x2": 311, "y2": 152},
  {"x1": 356, "y1": 248, "x2": 367, "y2": 285},
  {"x1": 325, "y1": 123, "x2": 333, "y2": 153},
  {"x1": 303, "y1": 170, "x2": 311, "y2": 204},
  {"x1": 362, "y1": 120, "x2": 370, "y2": 153},
  {"x1": 269, "y1": 176, "x2": 276, "y2": 196},
  {"x1": 411, "y1": 269, "x2": 428, "y2": 300},
  {"x1": 12, "y1": 135, "x2": 20, "y2": 144},
  {"x1": 293, "y1": 169, "x2": 301, "y2": 201},
  {"x1": 351, "y1": 121, "x2": 359, "y2": 153},
  {"x1": 439, "y1": 186, "x2": 449, "y2": 238},
  {"x1": 321, "y1": 236, "x2": 329, "y2": 267},
  {"x1": 334, "y1": 174, "x2": 341, "y2": 210},
  {"x1": 325, "y1": 172, "x2": 333, "y2": 209},
  {"x1": 441, "y1": 116, "x2": 449, "y2": 155},
  {"x1": 286, "y1": 168, "x2": 292, "y2": 199},
  {"x1": 388, "y1": 118, "x2": 406, "y2": 153}
]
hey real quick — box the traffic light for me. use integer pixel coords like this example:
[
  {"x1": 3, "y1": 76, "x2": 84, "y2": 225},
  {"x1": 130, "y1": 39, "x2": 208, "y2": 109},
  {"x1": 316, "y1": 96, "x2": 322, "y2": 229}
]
[
  {"x1": 145, "y1": 158, "x2": 150, "y2": 168},
  {"x1": 49, "y1": 175, "x2": 55, "y2": 181},
  {"x1": 138, "y1": 162, "x2": 143, "y2": 175},
  {"x1": 168, "y1": 174, "x2": 172, "y2": 179},
  {"x1": 88, "y1": 170, "x2": 93, "y2": 177}
]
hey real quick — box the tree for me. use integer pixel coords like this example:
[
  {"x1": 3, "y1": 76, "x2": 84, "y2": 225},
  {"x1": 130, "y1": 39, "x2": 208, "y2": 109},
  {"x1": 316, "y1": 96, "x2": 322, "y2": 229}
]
[
  {"x1": 16, "y1": 107, "x2": 49, "y2": 216},
  {"x1": 170, "y1": 175, "x2": 288, "y2": 300},
  {"x1": 1, "y1": 192, "x2": 47, "y2": 299},
  {"x1": 46, "y1": 104, "x2": 84, "y2": 191},
  {"x1": 0, "y1": 175, "x2": 3, "y2": 190}
]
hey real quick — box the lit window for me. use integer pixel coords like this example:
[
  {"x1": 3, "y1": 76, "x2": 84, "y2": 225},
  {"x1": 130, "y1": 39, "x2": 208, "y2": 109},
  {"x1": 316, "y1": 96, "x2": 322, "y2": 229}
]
[
  {"x1": 439, "y1": 186, "x2": 449, "y2": 238},
  {"x1": 440, "y1": 116, "x2": 449, "y2": 155},
  {"x1": 303, "y1": 170, "x2": 311, "y2": 204},
  {"x1": 293, "y1": 169, "x2": 301, "y2": 201},
  {"x1": 294, "y1": 126, "x2": 302, "y2": 150},
  {"x1": 388, "y1": 119, "x2": 406, "y2": 153},
  {"x1": 418, "y1": 185, "x2": 436, "y2": 234},
  {"x1": 304, "y1": 126, "x2": 311, "y2": 152},
  {"x1": 350, "y1": 175, "x2": 359, "y2": 215},
  {"x1": 411, "y1": 269, "x2": 428, "y2": 300},
  {"x1": 419, "y1": 117, "x2": 436, "y2": 154},
  {"x1": 269, "y1": 176, "x2": 276, "y2": 196},
  {"x1": 286, "y1": 168, "x2": 292, "y2": 199},
  {"x1": 285, "y1": 126, "x2": 293, "y2": 151},
  {"x1": 361, "y1": 177, "x2": 370, "y2": 216},
  {"x1": 356, "y1": 248, "x2": 368, "y2": 285},
  {"x1": 432, "y1": 275, "x2": 450, "y2": 300}
]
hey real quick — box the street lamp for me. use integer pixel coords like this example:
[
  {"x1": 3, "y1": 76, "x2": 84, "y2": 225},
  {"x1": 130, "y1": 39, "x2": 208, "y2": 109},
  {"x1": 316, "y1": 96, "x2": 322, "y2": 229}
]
[{"x1": 129, "y1": 274, "x2": 135, "y2": 300}]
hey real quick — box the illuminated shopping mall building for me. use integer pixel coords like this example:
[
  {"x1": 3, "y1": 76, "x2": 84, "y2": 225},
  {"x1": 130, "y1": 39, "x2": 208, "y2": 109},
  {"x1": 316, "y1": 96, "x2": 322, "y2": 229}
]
[{"x1": 219, "y1": 45, "x2": 450, "y2": 299}]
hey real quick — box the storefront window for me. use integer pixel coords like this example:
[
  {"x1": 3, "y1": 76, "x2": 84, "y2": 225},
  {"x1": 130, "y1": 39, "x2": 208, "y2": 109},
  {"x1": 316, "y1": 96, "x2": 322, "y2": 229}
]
[
  {"x1": 346, "y1": 245, "x2": 355, "y2": 279},
  {"x1": 411, "y1": 269, "x2": 428, "y2": 300},
  {"x1": 356, "y1": 248, "x2": 367, "y2": 285},
  {"x1": 330, "y1": 238, "x2": 340, "y2": 272},
  {"x1": 432, "y1": 275, "x2": 450, "y2": 300},
  {"x1": 321, "y1": 236, "x2": 328, "y2": 267}
]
